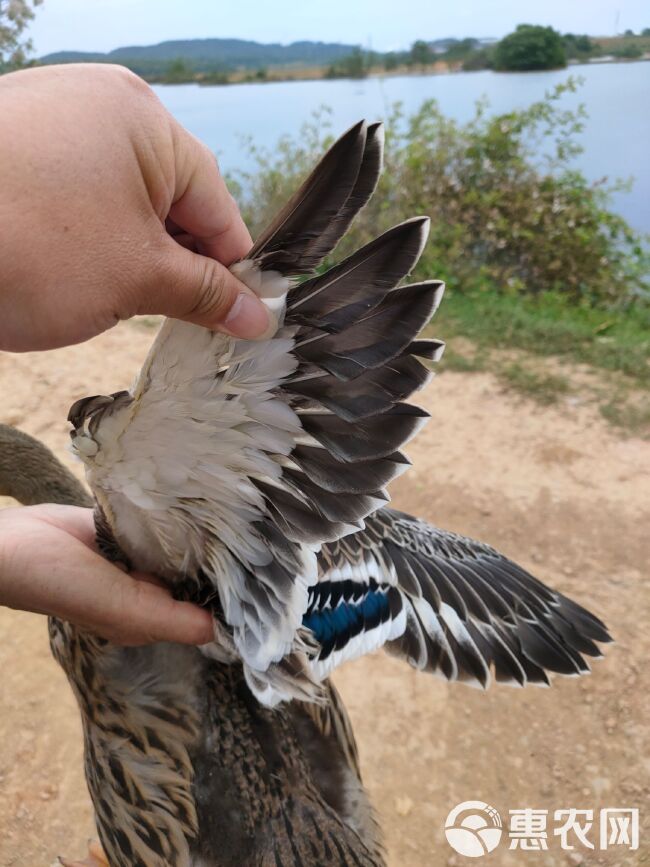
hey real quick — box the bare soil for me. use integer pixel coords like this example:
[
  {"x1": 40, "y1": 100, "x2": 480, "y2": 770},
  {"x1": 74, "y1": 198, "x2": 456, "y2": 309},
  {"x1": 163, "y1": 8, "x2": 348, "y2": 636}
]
[{"x1": 0, "y1": 320, "x2": 648, "y2": 866}]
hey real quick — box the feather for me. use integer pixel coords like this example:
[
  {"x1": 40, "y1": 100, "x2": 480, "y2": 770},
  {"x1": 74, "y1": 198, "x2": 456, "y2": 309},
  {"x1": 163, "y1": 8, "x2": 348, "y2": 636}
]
[
  {"x1": 407, "y1": 339, "x2": 446, "y2": 361},
  {"x1": 333, "y1": 121, "x2": 384, "y2": 233},
  {"x1": 298, "y1": 404, "x2": 429, "y2": 464},
  {"x1": 282, "y1": 467, "x2": 387, "y2": 524},
  {"x1": 291, "y1": 444, "x2": 407, "y2": 495},
  {"x1": 291, "y1": 355, "x2": 433, "y2": 422},
  {"x1": 67, "y1": 119, "x2": 608, "y2": 708},
  {"x1": 248, "y1": 121, "x2": 369, "y2": 275},
  {"x1": 288, "y1": 218, "x2": 430, "y2": 324},
  {"x1": 310, "y1": 508, "x2": 611, "y2": 688},
  {"x1": 295, "y1": 281, "x2": 443, "y2": 378}
]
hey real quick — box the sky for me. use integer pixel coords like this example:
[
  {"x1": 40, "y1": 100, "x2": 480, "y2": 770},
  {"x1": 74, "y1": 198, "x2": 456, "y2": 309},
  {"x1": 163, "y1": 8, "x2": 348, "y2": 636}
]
[{"x1": 27, "y1": 0, "x2": 649, "y2": 56}]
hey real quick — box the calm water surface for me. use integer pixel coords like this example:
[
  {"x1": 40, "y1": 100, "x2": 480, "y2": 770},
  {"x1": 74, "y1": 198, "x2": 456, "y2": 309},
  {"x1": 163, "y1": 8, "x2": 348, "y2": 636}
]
[{"x1": 154, "y1": 62, "x2": 650, "y2": 232}]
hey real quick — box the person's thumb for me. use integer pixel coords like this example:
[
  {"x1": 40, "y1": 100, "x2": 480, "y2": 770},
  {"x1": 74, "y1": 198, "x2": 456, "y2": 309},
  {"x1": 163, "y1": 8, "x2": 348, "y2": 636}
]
[{"x1": 146, "y1": 238, "x2": 273, "y2": 338}]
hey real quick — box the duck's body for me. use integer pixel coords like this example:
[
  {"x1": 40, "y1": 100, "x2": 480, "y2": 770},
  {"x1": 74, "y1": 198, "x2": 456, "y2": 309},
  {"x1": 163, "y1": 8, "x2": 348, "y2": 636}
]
[
  {"x1": 49, "y1": 622, "x2": 381, "y2": 867},
  {"x1": 3, "y1": 121, "x2": 609, "y2": 867},
  {"x1": 1, "y1": 423, "x2": 382, "y2": 865}
]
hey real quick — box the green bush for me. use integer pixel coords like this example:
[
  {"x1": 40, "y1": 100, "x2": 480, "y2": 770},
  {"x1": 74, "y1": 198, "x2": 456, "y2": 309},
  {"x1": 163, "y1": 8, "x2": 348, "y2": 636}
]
[
  {"x1": 462, "y1": 49, "x2": 493, "y2": 71},
  {"x1": 562, "y1": 33, "x2": 595, "y2": 58},
  {"x1": 164, "y1": 58, "x2": 192, "y2": 82},
  {"x1": 494, "y1": 24, "x2": 567, "y2": 71},
  {"x1": 613, "y1": 43, "x2": 643, "y2": 59},
  {"x1": 325, "y1": 47, "x2": 367, "y2": 79},
  {"x1": 410, "y1": 40, "x2": 433, "y2": 66},
  {"x1": 232, "y1": 81, "x2": 648, "y2": 308}
]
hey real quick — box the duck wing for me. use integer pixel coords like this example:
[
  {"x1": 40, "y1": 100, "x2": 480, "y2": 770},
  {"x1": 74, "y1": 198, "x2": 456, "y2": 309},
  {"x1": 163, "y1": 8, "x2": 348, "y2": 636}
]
[
  {"x1": 72, "y1": 120, "x2": 608, "y2": 707},
  {"x1": 305, "y1": 507, "x2": 611, "y2": 687}
]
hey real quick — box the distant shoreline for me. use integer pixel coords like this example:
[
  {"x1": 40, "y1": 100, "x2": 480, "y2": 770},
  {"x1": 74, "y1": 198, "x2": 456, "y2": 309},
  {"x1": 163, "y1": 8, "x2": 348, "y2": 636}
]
[
  {"x1": 144, "y1": 54, "x2": 650, "y2": 88},
  {"x1": 32, "y1": 32, "x2": 650, "y2": 89}
]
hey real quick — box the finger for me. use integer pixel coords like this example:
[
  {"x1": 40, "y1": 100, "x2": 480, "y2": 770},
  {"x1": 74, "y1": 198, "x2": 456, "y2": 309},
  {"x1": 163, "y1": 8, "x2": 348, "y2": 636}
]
[
  {"x1": 146, "y1": 237, "x2": 273, "y2": 339},
  {"x1": 95, "y1": 573, "x2": 215, "y2": 646},
  {"x1": 25, "y1": 534, "x2": 214, "y2": 646},
  {"x1": 30, "y1": 504, "x2": 98, "y2": 549},
  {"x1": 170, "y1": 125, "x2": 252, "y2": 265}
]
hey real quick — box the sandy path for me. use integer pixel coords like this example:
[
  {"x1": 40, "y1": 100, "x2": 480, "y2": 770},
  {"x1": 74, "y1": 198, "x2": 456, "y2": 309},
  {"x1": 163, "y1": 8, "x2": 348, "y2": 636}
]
[{"x1": 0, "y1": 320, "x2": 648, "y2": 866}]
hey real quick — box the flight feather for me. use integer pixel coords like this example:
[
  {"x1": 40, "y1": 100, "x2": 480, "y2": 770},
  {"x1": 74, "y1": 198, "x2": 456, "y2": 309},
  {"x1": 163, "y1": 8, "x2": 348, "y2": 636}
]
[{"x1": 68, "y1": 121, "x2": 610, "y2": 706}]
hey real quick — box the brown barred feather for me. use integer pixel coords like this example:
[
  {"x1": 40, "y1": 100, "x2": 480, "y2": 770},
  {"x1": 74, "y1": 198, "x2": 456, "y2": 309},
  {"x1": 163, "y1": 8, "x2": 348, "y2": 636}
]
[{"x1": 0, "y1": 424, "x2": 381, "y2": 866}]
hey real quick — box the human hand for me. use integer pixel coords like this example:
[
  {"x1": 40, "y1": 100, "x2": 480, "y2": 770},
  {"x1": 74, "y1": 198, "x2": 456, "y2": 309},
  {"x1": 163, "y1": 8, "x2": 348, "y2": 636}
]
[
  {"x1": 0, "y1": 63, "x2": 270, "y2": 352},
  {"x1": 0, "y1": 504, "x2": 214, "y2": 645}
]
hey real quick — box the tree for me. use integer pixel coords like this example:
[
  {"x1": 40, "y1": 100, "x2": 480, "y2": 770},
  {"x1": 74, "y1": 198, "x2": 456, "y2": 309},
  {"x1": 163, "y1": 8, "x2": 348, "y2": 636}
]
[
  {"x1": 614, "y1": 43, "x2": 643, "y2": 58},
  {"x1": 563, "y1": 33, "x2": 594, "y2": 57},
  {"x1": 443, "y1": 38, "x2": 479, "y2": 60},
  {"x1": 165, "y1": 57, "x2": 191, "y2": 82},
  {"x1": 462, "y1": 48, "x2": 493, "y2": 71},
  {"x1": 0, "y1": 0, "x2": 43, "y2": 70},
  {"x1": 383, "y1": 52, "x2": 399, "y2": 71},
  {"x1": 326, "y1": 47, "x2": 367, "y2": 79},
  {"x1": 494, "y1": 24, "x2": 567, "y2": 71},
  {"x1": 410, "y1": 40, "x2": 432, "y2": 66}
]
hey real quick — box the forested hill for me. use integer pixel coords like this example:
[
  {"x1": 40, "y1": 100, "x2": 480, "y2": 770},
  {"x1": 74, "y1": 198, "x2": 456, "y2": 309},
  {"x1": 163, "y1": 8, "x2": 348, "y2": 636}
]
[{"x1": 39, "y1": 38, "x2": 357, "y2": 74}]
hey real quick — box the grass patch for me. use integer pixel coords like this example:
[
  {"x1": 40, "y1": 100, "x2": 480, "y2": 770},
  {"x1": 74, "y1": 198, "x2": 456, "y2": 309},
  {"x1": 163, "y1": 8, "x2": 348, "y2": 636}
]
[
  {"x1": 430, "y1": 289, "x2": 650, "y2": 432},
  {"x1": 438, "y1": 346, "x2": 485, "y2": 373},
  {"x1": 434, "y1": 290, "x2": 650, "y2": 388},
  {"x1": 496, "y1": 363, "x2": 571, "y2": 405},
  {"x1": 600, "y1": 395, "x2": 650, "y2": 436}
]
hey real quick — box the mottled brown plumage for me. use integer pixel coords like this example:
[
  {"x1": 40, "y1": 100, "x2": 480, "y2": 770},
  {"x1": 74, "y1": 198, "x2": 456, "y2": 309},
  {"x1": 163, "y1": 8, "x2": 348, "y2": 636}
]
[{"x1": 1, "y1": 424, "x2": 382, "y2": 866}]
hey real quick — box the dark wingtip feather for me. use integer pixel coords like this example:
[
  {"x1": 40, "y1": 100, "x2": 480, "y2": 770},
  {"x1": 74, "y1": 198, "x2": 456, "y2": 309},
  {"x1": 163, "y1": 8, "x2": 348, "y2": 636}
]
[
  {"x1": 295, "y1": 279, "x2": 443, "y2": 380},
  {"x1": 362, "y1": 511, "x2": 611, "y2": 690},
  {"x1": 408, "y1": 339, "x2": 446, "y2": 362},
  {"x1": 334, "y1": 121, "x2": 384, "y2": 238},
  {"x1": 249, "y1": 120, "x2": 369, "y2": 274},
  {"x1": 248, "y1": 123, "x2": 444, "y2": 557},
  {"x1": 288, "y1": 216, "x2": 432, "y2": 323},
  {"x1": 557, "y1": 596, "x2": 613, "y2": 645}
]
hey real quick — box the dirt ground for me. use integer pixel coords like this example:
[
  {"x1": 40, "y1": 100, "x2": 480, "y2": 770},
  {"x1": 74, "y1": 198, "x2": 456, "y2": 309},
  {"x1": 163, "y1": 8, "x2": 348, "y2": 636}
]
[{"x1": 0, "y1": 320, "x2": 648, "y2": 866}]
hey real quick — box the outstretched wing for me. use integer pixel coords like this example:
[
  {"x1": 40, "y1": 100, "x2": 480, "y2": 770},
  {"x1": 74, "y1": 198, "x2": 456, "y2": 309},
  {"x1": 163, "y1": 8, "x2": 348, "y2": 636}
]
[
  {"x1": 86, "y1": 121, "x2": 445, "y2": 700},
  {"x1": 305, "y1": 508, "x2": 611, "y2": 686},
  {"x1": 76, "y1": 119, "x2": 611, "y2": 705}
]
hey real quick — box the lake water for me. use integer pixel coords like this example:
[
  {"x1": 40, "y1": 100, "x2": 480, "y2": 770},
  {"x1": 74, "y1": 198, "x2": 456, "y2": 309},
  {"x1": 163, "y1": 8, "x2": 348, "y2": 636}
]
[{"x1": 154, "y1": 62, "x2": 650, "y2": 233}]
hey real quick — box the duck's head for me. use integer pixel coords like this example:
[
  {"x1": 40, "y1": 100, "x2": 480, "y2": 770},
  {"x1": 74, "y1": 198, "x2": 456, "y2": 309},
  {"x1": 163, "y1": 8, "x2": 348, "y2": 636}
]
[{"x1": 67, "y1": 390, "x2": 134, "y2": 463}]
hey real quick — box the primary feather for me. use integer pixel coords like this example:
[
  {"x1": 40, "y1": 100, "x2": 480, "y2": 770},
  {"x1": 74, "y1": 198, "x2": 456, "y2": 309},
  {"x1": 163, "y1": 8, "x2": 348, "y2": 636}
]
[{"x1": 69, "y1": 120, "x2": 610, "y2": 707}]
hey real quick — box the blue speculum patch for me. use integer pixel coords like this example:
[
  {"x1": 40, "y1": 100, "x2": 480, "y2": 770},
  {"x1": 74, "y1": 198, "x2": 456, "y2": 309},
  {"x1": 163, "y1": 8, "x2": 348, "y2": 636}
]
[{"x1": 303, "y1": 587, "x2": 390, "y2": 646}]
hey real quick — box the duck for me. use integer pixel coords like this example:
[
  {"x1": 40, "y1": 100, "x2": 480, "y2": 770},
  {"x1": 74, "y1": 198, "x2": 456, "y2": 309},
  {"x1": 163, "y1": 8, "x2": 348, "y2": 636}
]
[
  {"x1": 5, "y1": 120, "x2": 610, "y2": 867},
  {"x1": 0, "y1": 422, "x2": 382, "y2": 866}
]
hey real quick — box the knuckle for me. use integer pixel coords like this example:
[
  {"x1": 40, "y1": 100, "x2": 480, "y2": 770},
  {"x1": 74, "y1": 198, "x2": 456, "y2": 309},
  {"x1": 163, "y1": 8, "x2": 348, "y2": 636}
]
[
  {"x1": 198, "y1": 139, "x2": 218, "y2": 168},
  {"x1": 110, "y1": 65, "x2": 162, "y2": 111},
  {"x1": 191, "y1": 260, "x2": 235, "y2": 320},
  {"x1": 113, "y1": 64, "x2": 148, "y2": 91}
]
